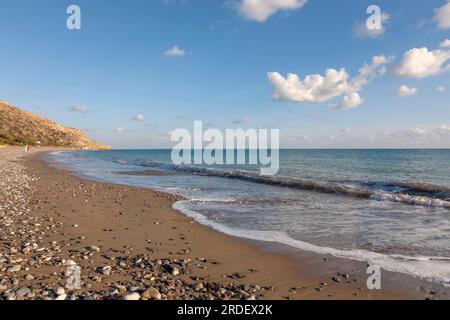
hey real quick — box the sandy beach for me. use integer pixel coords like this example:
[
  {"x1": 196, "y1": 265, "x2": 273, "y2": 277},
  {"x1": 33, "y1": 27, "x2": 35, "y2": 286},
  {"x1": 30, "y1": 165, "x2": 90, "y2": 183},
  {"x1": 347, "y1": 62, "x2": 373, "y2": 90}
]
[{"x1": 0, "y1": 147, "x2": 448, "y2": 300}]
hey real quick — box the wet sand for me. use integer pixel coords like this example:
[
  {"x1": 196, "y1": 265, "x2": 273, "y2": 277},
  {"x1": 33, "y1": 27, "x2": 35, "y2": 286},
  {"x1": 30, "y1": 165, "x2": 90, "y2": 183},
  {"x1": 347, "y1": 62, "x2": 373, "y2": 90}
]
[{"x1": 1, "y1": 147, "x2": 448, "y2": 300}]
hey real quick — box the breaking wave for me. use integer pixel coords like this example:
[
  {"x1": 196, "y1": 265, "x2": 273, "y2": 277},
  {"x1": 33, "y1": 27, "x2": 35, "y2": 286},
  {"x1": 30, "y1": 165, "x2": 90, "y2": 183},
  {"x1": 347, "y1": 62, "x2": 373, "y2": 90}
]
[{"x1": 126, "y1": 160, "x2": 450, "y2": 209}]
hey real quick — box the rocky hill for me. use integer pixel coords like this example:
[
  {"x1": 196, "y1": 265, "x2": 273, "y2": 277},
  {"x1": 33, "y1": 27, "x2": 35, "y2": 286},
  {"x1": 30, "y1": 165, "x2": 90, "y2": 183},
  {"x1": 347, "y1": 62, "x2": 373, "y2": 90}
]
[{"x1": 0, "y1": 100, "x2": 110, "y2": 149}]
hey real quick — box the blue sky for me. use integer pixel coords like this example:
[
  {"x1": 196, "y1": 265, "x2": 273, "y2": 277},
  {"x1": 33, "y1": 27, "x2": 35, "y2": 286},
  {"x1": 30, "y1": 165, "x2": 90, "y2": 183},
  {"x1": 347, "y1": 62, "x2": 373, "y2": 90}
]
[{"x1": 0, "y1": 0, "x2": 449, "y2": 148}]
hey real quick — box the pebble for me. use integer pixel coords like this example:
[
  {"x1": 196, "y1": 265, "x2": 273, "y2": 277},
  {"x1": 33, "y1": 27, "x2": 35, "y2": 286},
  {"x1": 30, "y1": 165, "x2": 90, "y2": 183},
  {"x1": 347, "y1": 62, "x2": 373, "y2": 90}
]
[
  {"x1": 171, "y1": 267, "x2": 180, "y2": 276},
  {"x1": 55, "y1": 294, "x2": 67, "y2": 301},
  {"x1": 123, "y1": 292, "x2": 141, "y2": 300},
  {"x1": 65, "y1": 260, "x2": 77, "y2": 266},
  {"x1": 16, "y1": 287, "x2": 31, "y2": 297},
  {"x1": 194, "y1": 283, "x2": 204, "y2": 290},
  {"x1": 89, "y1": 246, "x2": 100, "y2": 252},
  {"x1": 142, "y1": 288, "x2": 161, "y2": 300},
  {"x1": 332, "y1": 276, "x2": 341, "y2": 283},
  {"x1": 55, "y1": 287, "x2": 65, "y2": 296},
  {"x1": 163, "y1": 263, "x2": 180, "y2": 276},
  {"x1": 6, "y1": 265, "x2": 22, "y2": 273},
  {"x1": 100, "y1": 266, "x2": 112, "y2": 276}
]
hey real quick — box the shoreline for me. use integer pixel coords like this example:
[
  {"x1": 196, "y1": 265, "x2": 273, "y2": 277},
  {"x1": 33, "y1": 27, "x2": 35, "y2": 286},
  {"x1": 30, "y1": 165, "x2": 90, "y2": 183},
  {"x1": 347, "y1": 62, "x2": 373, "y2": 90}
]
[{"x1": 1, "y1": 146, "x2": 447, "y2": 300}]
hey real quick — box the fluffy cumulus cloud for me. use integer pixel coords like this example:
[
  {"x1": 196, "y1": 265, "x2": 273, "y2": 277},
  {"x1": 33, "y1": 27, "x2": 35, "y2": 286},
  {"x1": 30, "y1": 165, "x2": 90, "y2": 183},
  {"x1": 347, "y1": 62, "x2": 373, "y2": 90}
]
[
  {"x1": 435, "y1": 1, "x2": 450, "y2": 29},
  {"x1": 132, "y1": 114, "x2": 145, "y2": 122},
  {"x1": 268, "y1": 68, "x2": 350, "y2": 103},
  {"x1": 437, "y1": 86, "x2": 446, "y2": 92},
  {"x1": 394, "y1": 45, "x2": 450, "y2": 78},
  {"x1": 268, "y1": 55, "x2": 392, "y2": 110},
  {"x1": 353, "y1": 13, "x2": 390, "y2": 39},
  {"x1": 334, "y1": 92, "x2": 364, "y2": 109},
  {"x1": 238, "y1": 0, "x2": 308, "y2": 22},
  {"x1": 164, "y1": 46, "x2": 186, "y2": 57},
  {"x1": 397, "y1": 85, "x2": 418, "y2": 97}
]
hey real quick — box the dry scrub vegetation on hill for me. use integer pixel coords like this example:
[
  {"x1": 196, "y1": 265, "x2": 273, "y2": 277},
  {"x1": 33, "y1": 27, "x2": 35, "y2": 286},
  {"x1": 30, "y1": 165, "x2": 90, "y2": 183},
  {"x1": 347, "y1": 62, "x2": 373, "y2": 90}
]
[{"x1": 0, "y1": 100, "x2": 110, "y2": 149}]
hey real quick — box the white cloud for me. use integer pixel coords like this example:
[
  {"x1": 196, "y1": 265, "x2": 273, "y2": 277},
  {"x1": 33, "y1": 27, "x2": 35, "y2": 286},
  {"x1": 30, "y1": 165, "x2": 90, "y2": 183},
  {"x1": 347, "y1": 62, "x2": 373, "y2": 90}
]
[
  {"x1": 329, "y1": 92, "x2": 364, "y2": 110},
  {"x1": 268, "y1": 55, "x2": 392, "y2": 110},
  {"x1": 164, "y1": 46, "x2": 186, "y2": 57},
  {"x1": 385, "y1": 128, "x2": 427, "y2": 138},
  {"x1": 397, "y1": 85, "x2": 418, "y2": 97},
  {"x1": 385, "y1": 125, "x2": 450, "y2": 140},
  {"x1": 437, "y1": 86, "x2": 446, "y2": 92},
  {"x1": 434, "y1": 1, "x2": 450, "y2": 29},
  {"x1": 408, "y1": 128, "x2": 427, "y2": 137},
  {"x1": 394, "y1": 46, "x2": 450, "y2": 78},
  {"x1": 132, "y1": 114, "x2": 145, "y2": 122},
  {"x1": 350, "y1": 55, "x2": 390, "y2": 89},
  {"x1": 353, "y1": 13, "x2": 390, "y2": 39},
  {"x1": 279, "y1": 124, "x2": 450, "y2": 148},
  {"x1": 115, "y1": 127, "x2": 124, "y2": 133},
  {"x1": 237, "y1": 0, "x2": 308, "y2": 22},
  {"x1": 68, "y1": 105, "x2": 88, "y2": 113},
  {"x1": 437, "y1": 124, "x2": 450, "y2": 135},
  {"x1": 328, "y1": 135, "x2": 338, "y2": 141},
  {"x1": 268, "y1": 69, "x2": 350, "y2": 103},
  {"x1": 440, "y1": 39, "x2": 450, "y2": 48},
  {"x1": 232, "y1": 117, "x2": 250, "y2": 124}
]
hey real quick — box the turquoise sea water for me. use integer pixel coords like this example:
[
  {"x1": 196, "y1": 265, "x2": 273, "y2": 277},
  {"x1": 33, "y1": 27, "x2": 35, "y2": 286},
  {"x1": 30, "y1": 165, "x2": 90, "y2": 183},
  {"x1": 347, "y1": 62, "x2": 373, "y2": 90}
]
[{"x1": 46, "y1": 149, "x2": 450, "y2": 286}]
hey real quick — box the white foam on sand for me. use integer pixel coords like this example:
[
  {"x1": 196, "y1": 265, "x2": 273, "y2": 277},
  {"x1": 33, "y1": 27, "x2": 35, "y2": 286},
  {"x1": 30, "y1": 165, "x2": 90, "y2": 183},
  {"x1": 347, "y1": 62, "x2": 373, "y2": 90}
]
[{"x1": 173, "y1": 200, "x2": 450, "y2": 287}]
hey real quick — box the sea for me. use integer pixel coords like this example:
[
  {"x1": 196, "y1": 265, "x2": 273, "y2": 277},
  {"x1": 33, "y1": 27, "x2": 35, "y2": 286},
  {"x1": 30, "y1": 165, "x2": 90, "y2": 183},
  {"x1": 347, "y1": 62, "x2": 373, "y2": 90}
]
[{"x1": 45, "y1": 149, "x2": 450, "y2": 286}]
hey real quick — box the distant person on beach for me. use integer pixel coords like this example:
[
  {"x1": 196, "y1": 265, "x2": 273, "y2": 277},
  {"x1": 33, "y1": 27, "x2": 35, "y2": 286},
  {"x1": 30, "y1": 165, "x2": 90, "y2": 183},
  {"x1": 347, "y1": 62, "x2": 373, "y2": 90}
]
[{"x1": 25, "y1": 144, "x2": 29, "y2": 153}]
